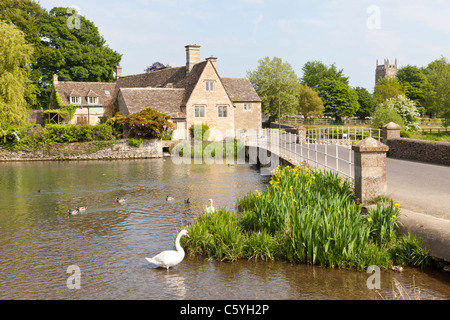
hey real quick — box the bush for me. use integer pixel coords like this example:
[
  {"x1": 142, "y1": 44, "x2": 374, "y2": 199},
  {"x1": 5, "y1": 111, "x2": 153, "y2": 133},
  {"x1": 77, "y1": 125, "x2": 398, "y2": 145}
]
[
  {"x1": 189, "y1": 123, "x2": 210, "y2": 140},
  {"x1": 120, "y1": 108, "x2": 174, "y2": 139},
  {"x1": 371, "y1": 105, "x2": 405, "y2": 129},
  {"x1": 128, "y1": 138, "x2": 143, "y2": 148}
]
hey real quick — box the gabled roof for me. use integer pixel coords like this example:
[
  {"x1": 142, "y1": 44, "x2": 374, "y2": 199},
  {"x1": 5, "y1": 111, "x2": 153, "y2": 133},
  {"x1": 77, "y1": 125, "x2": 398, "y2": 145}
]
[
  {"x1": 222, "y1": 78, "x2": 262, "y2": 103},
  {"x1": 119, "y1": 88, "x2": 186, "y2": 119},
  {"x1": 54, "y1": 82, "x2": 117, "y2": 107}
]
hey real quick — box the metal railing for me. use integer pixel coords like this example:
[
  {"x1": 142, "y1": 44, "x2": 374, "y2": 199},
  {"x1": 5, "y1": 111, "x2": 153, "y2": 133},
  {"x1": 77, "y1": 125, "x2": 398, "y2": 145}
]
[
  {"x1": 306, "y1": 127, "x2": 381, "y2": 144},
  {"x1": 241, "y1": 129, "x2": 355, "y2": 180}
]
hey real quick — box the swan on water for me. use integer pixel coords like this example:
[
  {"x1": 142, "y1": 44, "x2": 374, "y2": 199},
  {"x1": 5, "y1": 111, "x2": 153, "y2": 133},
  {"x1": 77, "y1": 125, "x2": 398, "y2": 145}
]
[
  {"x1": 205, "y1": 199, "x2": 215, "y2": 213},
  {"x1": 145, "y1": 230, "x2": 190, "y2": 270}
]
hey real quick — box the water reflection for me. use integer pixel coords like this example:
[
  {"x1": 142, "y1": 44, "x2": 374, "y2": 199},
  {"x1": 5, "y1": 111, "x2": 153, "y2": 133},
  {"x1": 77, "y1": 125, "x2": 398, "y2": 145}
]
[{"x1": 0, "y1": 159, "x2": 449, "y2": 300}]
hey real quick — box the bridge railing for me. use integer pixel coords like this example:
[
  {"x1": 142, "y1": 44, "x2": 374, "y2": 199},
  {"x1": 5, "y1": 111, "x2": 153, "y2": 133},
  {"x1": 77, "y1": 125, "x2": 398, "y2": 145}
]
[
  {"x1": 306, "y1": 127, "x2": 382, "y2": 144},
  {"x1": 241, "y1": 129, "x2": 354, "y2": 180}
]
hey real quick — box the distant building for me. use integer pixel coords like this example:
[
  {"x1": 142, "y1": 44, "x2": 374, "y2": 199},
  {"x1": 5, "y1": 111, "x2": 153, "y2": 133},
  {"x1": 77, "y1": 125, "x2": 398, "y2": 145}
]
[
  {"x1": 49, "y1": 45, "x2": 262, "y2": 140},
  {"x1": 375, "y1": 58, "x2": 398, "y2": 86}
]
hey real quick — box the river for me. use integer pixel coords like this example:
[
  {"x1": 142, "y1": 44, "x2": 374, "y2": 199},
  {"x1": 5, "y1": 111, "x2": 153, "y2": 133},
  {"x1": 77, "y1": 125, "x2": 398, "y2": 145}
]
[{"x1": 0, "y1": 159, "x2": 449, "y2": 300}]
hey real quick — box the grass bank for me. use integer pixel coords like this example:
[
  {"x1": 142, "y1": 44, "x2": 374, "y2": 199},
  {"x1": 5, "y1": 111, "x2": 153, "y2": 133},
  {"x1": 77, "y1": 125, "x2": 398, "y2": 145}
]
[{"x1": 182, "y1": 166, "x2": 430, "y2": 270}]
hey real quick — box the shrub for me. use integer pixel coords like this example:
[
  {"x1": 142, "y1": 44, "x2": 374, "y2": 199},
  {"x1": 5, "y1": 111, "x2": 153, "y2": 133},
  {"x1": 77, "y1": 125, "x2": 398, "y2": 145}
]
[
  {"x1": 189, "y1": 123, "x2": 210, "y2": 140},
  {"x1": 371, "y1": 104, "x2": 405, "y2": 129},
  {"x1": 128, "y1": 138, "x2": 143, "y2": 148},
  {"x1": 120, "y1": 108, "x2": 174, "y2": 139}
]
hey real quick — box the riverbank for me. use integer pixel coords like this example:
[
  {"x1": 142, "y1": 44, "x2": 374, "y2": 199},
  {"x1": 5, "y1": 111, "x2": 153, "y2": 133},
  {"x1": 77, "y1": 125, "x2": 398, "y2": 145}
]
[{"x1": 0, "y1": 139, "x2": 163, "y2": 162}]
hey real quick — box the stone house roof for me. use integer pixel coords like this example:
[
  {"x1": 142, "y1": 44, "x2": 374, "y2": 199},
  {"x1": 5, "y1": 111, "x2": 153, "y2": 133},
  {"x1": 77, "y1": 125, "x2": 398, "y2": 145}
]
[
  {"x1": 53, "y1": 82, "x2": 117, "y2": 107},
  {"x1": 119, "y1": 88, "x2": 186, "y2": 119},
  {"x1": 221, "y1": 78, "x2": 262, "y2": 103}
]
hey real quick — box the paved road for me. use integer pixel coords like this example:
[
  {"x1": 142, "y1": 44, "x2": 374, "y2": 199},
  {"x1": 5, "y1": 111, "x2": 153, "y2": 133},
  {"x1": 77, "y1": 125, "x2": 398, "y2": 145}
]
[{"x1": 386, "y1": 158, "x2": 450, "y2": 220}]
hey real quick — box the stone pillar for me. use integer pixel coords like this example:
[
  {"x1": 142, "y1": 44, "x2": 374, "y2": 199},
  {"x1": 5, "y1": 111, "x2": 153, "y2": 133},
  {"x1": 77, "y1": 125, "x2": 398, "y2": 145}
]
[
  {"x1": 382, "y1": 122, "x2": 402, "y2": 144},
  {"x1": 296, "y1": 126, "x2": 306, "y2": 144},
  {"x1": 352, "y1": 137, "x2": 390, "y2": 205}
]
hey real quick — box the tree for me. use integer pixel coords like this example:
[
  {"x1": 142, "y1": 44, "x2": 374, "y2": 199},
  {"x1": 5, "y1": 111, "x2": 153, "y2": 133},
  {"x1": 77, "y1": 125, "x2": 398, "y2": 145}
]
[
  {"x1": 374, "y1": 78, "x2": 406, "y2": 103},
  {"x1": 423, "y1": 57, "x2": 450, "y2": 118},
  {"x1": 247, "y1": 57, "x2": 299, "y2": 121},
  {"x1": 300, "y1": 60, "x2": 349, "y2": 89},
  {"x1": 119, "y1": 108, "x2": 174, "y2": 139},
  {"x1": 297, "y1": 84, "x2": 324, "y2": 117},
  {"x1": 380, "y1": 95, "x2": 420, "y2": 132},
  {"x1": 397, "y1": 65, "x2": 432, "y2": 113},
  {"x1": 0, "y1": 21, "x2": 34, "y2": 127},
  {"x1": 145, "y1": 62, "x2": 167, "y2": 73},
  {"x1": 316, "y1": 79, "x2": 359, "y2": 119},
  {"x1": 354, "y1": 87, "x2": 378, "y2": 119},
  {"x1": 37, "y1": 7, "x2": 122, "y2": 106},
  {"x1": 371, "y1": 105, "x2": 405, "y2": 129},
  {"x1": 0, "y1": 0, "x2": 50, "y2": 109}
]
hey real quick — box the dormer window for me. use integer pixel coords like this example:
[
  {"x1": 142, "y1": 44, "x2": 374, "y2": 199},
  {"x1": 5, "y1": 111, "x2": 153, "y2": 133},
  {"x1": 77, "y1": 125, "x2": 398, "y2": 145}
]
[
  {"x1": 88, "y1": 96, "x2": 99, "y2": 105},
  {"x1": 70, "y1": 96, "x2": 81, "y2": 105}
]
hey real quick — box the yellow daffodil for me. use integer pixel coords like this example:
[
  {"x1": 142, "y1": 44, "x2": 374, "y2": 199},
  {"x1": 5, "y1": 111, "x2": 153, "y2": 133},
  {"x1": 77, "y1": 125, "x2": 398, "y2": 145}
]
[
  {"x1": 367, "y1": 218, "x2": 372, "y2": 222},
  {"x1": 394, "y1": 203, "x2": 400, "y2": 209},
  {"x1": 392, "y1": 215, "x2": 397, "y2": 219}
]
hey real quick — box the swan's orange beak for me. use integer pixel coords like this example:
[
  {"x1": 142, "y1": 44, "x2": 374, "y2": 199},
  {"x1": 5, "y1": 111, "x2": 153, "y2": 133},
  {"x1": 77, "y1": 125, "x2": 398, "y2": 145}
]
[{"x1": 186, "y1": 233, "x2": 191, "y2": 238}]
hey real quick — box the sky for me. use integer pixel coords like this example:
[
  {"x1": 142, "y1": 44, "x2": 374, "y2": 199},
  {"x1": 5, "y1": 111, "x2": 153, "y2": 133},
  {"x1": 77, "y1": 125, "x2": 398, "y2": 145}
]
[{"x1": 38, "y1": 0, "x2": 450, "y2": 93}]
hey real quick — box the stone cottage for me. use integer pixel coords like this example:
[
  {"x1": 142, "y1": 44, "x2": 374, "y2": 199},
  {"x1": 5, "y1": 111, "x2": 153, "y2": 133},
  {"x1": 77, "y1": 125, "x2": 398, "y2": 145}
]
[{"x1": 49, "y1": 45, "x2": 262, "y2": 140}]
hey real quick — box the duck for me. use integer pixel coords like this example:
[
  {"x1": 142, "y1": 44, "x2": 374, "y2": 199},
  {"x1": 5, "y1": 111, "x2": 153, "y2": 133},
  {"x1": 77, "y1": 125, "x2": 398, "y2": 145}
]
[
  {"x1": 205, "y1": 199, "x2": 215, "y2": 213},
  {"x1": 145, "y1": 230, "x2": 190, "y2": 270},
  {"x1": 68, "y1": 209, "x2": 79, "y2": 215},
  {"x1": 116, "y1": 197, "x2": 126, "y2": 203},
  {"x1": 166, "y1": 195, "x2": 174, "y2": 201},
  {"x1": 77, "y1": 206, "x2": 87, "y2": 212},
  {"x1": 184, "y1": 198, "x2": 190, "y2": 204}
]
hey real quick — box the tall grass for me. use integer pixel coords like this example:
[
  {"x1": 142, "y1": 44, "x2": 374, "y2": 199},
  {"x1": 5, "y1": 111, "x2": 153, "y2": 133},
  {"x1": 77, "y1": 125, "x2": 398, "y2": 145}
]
[{"x1": 182, "y1": 165, "x2": 431, "y2": 270}]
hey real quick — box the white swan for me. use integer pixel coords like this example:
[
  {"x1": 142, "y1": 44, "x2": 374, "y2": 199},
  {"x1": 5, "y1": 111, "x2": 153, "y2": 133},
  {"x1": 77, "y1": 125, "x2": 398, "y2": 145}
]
[
  {"x1": 146, "y1": 230, "x2": 190, "y2": 270},
  {"x1": 205, "y1": 199, "x2": 215, "y2": 213}
]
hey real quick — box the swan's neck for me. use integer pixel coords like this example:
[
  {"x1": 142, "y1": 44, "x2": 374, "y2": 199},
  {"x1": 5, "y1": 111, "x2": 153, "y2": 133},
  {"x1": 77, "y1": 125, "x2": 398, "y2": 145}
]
[{"x1": 175, "y1": 233, "x2": 185, "y2": 255}]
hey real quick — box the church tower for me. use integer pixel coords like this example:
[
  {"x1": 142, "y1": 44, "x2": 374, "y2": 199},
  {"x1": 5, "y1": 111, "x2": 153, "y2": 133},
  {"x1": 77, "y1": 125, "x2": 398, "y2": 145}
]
[{"x1": 375, "y1": 58, "x2": 398, "y2": 86}]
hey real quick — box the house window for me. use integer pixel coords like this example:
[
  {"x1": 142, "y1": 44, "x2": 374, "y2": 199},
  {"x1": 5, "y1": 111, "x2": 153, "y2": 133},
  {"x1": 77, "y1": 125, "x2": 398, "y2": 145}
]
[
  {"x1": 104, "y1": 90, "x2": 111, "y2": 96},
  {"x1": 205, "y1": 81, "x2": 215, "y2": 92},
  {"x1": 244, "y1": 103, "x2": 252, "y2": 111},
  {"x1": 218, "y1": 106, "x2": 228, "y2": 118},
  {"x1": 194, "y1": 105, "x2": 205, "y2": 118},
  {"x1": 88, "y1": 97, "x2": 99, "y2": 105},
  {"x1": 70, "y1": 96, "x2": 81, "y2": 105}
]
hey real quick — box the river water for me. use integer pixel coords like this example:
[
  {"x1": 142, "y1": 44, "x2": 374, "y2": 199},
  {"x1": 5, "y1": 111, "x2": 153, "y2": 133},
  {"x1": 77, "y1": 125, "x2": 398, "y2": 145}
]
[{"x1": 0, "y1": 159, "x2": 449, "y2": 300}]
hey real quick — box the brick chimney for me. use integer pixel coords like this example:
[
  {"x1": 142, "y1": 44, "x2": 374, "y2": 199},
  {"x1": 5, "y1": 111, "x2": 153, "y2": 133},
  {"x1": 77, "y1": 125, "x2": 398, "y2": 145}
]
[{"x1": 185, "y1": 44, "x2": 200, "y2": 75}]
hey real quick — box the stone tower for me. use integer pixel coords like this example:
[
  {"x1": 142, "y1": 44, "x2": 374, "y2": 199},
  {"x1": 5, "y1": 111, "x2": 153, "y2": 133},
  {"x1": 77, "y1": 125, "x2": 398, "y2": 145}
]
[{"x1": 375, "y1": 58, "x2": 398, "y2": 86}]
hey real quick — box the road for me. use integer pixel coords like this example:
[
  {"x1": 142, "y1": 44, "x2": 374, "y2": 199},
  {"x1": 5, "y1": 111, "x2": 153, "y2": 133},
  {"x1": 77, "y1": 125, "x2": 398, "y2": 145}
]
[{"x1": 386, "y1": 158, "x2": 450, "y2": 220}]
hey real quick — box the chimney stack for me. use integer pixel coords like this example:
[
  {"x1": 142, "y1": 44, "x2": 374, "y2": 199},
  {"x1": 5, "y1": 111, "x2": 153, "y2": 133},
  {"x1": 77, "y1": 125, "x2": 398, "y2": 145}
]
[
  {"x1": 206, "y1": 56, "x2": 218, "y2": 72},
  {"x1": 116, "y1": 65, "x2": 123, "y2": 80},
  {"x1": 185, "y1": 44, "x2": 200, "y2": 75}
]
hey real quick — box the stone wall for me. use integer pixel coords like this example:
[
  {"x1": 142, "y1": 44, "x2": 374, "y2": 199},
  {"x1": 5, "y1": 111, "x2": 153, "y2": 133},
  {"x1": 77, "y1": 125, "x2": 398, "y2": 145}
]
[
  {"x1": 0, "y1": 140, "x2": 163, "y2": 162},
  {"x1": 386, "y1": 138, "x2": 450, "y2": 166}
]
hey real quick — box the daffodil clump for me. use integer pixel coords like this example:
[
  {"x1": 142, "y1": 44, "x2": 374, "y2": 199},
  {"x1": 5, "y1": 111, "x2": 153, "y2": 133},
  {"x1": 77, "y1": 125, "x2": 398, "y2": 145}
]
[{"x1": 183, "y1": 166, "x2": 430, "y2": 269}]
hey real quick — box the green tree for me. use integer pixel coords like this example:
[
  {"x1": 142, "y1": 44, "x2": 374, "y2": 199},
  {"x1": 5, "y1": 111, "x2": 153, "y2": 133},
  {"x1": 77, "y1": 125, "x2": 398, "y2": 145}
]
[
  {"x1": 119, "y1": 108, "x2": 174, "y2": 139},
  {"x1": 0, "y1": 21, "x2": 34, "y2": 127},
  {"x1": 354, "y1": 86, "x2": 378, "y2": 119},
  {"x1": 423, "y1": 56, "x2": 450, "y2": 118},
  {"x1": 298, "y1": 83, "x2": 324, "y2": 117},
  {"x1": 300, "y1": 60, "x2": 349, "y2": 89},
  {"x1": 0, "y1": 0, "x2": 50, "y2": 109},
  {"x1": 247, "y1": 57, "x2": 299, "y2": 121},
  {"x1": 316, "y1": 79, "x2": 359, "y2": 119},
  {"x1": 371, "y1": 105, "x2": 405, "y2": 130},
  {"x1": 374, "y1": 78, "x2": 406, "y2": 103},
  {"x1": 37, "y1": 7, "x2": 122, "y2": 107},
  {"x1": 397, "y1": 65, "x2": 432, "y2": 113}
]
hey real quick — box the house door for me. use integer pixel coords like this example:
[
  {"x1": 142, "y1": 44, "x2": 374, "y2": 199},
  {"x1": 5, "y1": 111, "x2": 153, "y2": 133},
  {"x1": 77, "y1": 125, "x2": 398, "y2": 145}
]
[{"x1": 173, "y1": 121, "x2": 186, "y2": 140}]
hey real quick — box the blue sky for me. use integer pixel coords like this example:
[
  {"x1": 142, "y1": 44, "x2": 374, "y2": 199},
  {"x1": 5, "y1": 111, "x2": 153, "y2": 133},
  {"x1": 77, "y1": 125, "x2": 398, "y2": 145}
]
[{"x1": 38, "y1": 0, "x2": 449, "y2": 93}]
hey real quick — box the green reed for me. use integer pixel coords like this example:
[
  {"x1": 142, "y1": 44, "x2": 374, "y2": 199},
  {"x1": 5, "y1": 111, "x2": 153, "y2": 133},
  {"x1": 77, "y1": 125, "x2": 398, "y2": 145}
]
[{"x1": 183, "y1": 165, "x2": 430, "y2": 270}]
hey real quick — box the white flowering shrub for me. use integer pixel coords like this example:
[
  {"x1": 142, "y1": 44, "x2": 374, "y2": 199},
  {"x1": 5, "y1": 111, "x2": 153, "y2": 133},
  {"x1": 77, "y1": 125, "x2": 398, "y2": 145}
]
[{"x1": 380, "y1": 95, "x2": 420, "y2": 132}]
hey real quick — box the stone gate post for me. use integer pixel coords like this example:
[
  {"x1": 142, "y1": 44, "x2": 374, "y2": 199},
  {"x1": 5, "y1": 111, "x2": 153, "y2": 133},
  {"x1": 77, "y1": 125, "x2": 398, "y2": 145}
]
[
  {"x1": 382, "y1": 122, "x2": 402, "y2": 144},
  {"x1": 352, "y1": 137, "x2": 390, "y2": 205}
]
